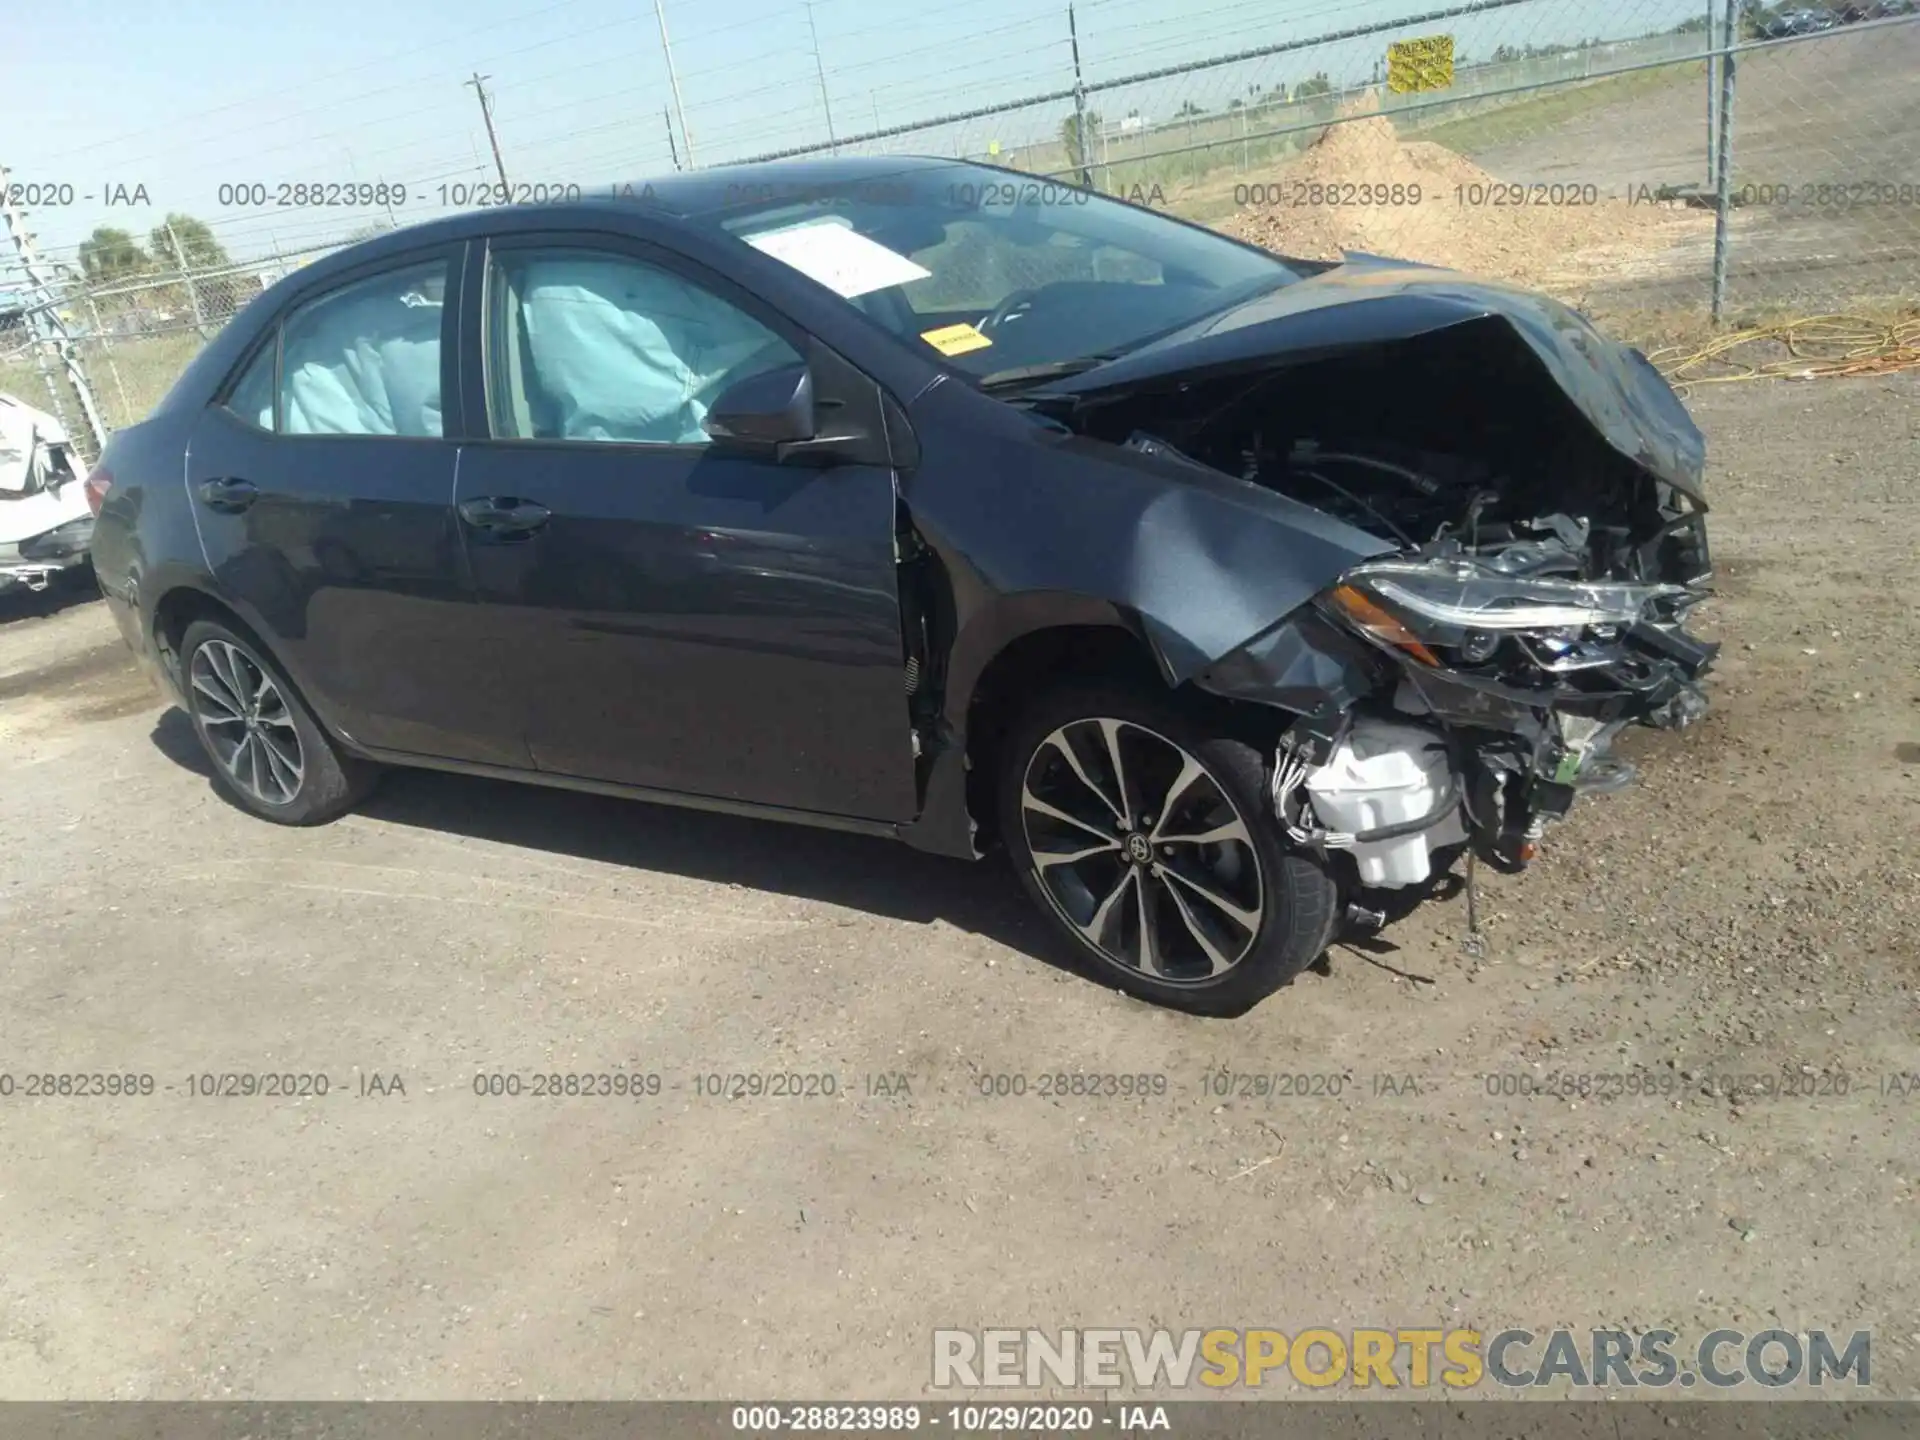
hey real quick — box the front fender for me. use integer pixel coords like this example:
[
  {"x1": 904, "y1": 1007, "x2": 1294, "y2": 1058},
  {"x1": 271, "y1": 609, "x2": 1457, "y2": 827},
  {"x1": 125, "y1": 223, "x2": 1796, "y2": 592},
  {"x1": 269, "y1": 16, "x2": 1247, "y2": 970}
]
[
  {"x1": 903, "y1": 379, "x2": 1389, "y2": 703},
  {"x1": 894, "y1": 381, "x2": 1389, "y2": 858}
]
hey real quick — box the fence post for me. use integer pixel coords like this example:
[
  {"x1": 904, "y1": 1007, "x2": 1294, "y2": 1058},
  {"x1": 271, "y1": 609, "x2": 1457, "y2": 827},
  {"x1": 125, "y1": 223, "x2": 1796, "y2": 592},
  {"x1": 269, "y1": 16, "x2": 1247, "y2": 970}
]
[
  {"x1": 28, "y1": 334, "x2": 73, "y2": 444},
  {"x1": 1705, "y1": 0, "x2": 1720, "y2": 184},
  {"x1": 1709, "y1": 0, "x2": 1738, "y2": 322},
  {"x1": 166, "y1": 223, "x2": 211, "y2": 340},
  {"x1": 1067, "y1": 2, "x2": 1094, "y2": 189},
  {"x1": 83, "y1": 292, "x2": 134, "y2": 430}
]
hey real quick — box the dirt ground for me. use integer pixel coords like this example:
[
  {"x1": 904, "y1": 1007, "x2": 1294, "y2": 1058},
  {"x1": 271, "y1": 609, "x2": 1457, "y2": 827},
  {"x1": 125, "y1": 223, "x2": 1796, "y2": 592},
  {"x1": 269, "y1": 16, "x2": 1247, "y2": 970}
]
[
  {"x1": 1216, "y1": 113, "x2": 1715, "y2": 293},
  {"x1": 1, "y1": 374, "x2": 1917, "y2": 1401},
  {"x1": 1185, "y1": 22, "x2": 1920, "y2": 316},
  {"x1": 1468, "y1": 21, "x2": 1920, "y2": 311}
]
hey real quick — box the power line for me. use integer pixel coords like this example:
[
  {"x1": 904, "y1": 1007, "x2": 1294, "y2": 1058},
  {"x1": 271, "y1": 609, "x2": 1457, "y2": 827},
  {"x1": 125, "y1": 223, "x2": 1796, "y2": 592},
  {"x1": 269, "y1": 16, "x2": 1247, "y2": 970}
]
[
  {"x1": 35, "y1": 13, "x2": 660, "y2": 183},
  {"x1": 29, "y1": 0, "x2": 616, "y2": 165}
]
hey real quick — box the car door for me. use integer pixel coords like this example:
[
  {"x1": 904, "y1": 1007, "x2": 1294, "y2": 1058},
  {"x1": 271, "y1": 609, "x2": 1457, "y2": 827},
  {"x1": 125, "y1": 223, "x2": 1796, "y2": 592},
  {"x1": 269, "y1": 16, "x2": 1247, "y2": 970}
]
[
  {"x1": 451, "y1": 234, "x2": 918, "y2": 821},
  {"x1": 188, "y1": 246, "x2": 527, "y2": 767}
]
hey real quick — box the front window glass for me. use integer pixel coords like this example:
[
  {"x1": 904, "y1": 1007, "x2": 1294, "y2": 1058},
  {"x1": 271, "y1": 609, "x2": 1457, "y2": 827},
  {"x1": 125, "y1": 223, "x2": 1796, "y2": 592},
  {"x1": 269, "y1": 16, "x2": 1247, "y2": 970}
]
[
  {"x1": 487, "y1": 249, "x2": 800, "y2": 445},
  {"x1": 715, "y1": 165, "x2": 1297, "y2": 384}
]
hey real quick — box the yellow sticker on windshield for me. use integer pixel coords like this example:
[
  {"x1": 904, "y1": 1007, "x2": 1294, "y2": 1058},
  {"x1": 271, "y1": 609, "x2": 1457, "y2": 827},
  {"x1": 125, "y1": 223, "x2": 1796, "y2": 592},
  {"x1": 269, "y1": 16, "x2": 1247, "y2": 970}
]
[{"x1": 920, "y1": 322, "x2": 993, "y2": 356}]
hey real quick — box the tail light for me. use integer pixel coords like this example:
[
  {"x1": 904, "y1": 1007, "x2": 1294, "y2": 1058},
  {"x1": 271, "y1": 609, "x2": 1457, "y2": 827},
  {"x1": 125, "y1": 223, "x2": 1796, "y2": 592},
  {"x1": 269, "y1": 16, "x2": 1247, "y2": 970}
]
[{"x1": 83, "y1": 465, "x2": 113, "y2": 516}]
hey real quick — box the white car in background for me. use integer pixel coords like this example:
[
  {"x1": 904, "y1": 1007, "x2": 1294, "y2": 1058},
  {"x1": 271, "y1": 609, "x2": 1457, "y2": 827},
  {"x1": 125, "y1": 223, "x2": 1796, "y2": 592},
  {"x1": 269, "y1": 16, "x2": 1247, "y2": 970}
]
[{"x1": 0, "y1": 392, "x2": 95, "y2": 596}]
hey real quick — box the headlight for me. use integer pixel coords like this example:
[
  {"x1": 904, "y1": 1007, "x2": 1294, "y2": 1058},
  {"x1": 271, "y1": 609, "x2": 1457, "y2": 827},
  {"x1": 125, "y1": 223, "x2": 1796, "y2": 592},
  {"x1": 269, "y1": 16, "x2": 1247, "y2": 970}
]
[{"x1": 1321, "y1": 558, "x2": 1682, "y2": 668}]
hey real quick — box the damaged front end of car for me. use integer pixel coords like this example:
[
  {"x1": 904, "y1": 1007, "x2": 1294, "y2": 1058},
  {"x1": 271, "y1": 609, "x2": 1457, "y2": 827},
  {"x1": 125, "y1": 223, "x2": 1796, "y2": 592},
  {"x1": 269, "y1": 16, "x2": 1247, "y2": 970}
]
[
  {"x1": 1187, "y1": 580, "x2": 1710, "y2": 916},
  {"x1": 1260, "y1": 546, "x2": 1711, "y2": 890},
  {"x1": 0, "y1": 392, "x2": 94, "y2": 595},
  {"x1": 1031, "y1": 261, "x2": 1718, "y2": 898}
]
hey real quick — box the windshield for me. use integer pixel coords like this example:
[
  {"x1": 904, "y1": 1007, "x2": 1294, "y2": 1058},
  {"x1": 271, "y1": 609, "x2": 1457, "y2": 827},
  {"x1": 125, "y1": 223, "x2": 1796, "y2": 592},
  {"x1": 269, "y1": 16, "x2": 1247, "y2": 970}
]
[{"x1": 713, "y1": 163, "x2": 1301, "y2": 384}]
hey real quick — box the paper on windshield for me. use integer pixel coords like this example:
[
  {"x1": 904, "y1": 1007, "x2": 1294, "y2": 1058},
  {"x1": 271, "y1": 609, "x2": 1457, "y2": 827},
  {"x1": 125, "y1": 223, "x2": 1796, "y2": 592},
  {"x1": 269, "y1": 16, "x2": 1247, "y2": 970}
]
[
  {"x1": 745, "y1": 220, "x2": 930, "y2": 299},
  {"x1": 919, "y1": 322, "x2": 992, "y2": 356}
]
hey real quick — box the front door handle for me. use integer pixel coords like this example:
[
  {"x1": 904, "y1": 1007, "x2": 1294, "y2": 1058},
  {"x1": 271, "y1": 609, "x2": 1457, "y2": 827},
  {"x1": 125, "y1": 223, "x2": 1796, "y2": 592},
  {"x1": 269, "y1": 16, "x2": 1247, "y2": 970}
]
[
  {"x1": 458, "y1": 496, "x2": 552, "y2": 536},
  {"x1": 197, "y1": 477, "x2": 259, "y2": 513}
]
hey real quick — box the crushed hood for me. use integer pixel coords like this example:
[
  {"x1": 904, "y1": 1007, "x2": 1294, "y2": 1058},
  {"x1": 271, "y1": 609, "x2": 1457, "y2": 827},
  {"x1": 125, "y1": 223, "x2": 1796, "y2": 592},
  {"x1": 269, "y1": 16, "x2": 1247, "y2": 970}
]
[{"x1": 1038, "y1": 253, "x2": 1707, "y2": 504}]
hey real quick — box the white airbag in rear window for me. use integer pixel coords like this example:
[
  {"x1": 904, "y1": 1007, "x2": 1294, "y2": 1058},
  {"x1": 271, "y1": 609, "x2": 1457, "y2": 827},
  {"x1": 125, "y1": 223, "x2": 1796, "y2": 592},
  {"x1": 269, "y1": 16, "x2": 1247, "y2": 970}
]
[{"x1": 281, "y1": 263, "x2": 444, "y2": 437}]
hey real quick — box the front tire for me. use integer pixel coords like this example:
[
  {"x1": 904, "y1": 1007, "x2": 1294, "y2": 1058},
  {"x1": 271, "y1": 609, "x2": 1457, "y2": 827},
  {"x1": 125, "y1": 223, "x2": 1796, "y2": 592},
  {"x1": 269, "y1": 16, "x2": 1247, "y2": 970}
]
[
  {"x1": 998, "y1": 683, "x2": 1338, "y2": 1016},
  {"x1": 180, "y1": 618, "x2": 373, "y2": 825}
]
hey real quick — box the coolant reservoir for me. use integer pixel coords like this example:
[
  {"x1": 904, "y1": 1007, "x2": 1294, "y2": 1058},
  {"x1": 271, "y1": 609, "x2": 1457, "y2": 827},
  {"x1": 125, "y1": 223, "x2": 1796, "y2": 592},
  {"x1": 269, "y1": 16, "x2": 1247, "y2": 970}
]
[{"x1": 1303, "y1": 719, "x2": 1466, "y2": 888}]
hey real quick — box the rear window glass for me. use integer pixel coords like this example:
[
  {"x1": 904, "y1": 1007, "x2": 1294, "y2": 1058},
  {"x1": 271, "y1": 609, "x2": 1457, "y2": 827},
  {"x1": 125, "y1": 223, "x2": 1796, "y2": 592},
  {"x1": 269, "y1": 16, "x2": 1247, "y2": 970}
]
[{"x1": 277, "y1": 261, "x2": 447, "y2": 437}]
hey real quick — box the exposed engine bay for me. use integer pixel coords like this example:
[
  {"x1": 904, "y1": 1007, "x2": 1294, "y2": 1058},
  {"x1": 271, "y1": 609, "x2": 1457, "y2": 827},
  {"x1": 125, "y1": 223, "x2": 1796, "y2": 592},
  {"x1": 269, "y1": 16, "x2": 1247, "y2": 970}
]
[{"x1": 1038, "y1": 320, "x2": 1720, "y2": 892}]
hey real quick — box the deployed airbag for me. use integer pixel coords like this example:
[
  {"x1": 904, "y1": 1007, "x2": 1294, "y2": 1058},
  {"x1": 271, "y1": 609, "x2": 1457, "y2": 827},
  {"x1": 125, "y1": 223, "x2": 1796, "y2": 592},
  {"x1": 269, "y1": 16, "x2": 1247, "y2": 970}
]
[
  {"x1": 283, "y1": 266, "x2": 444, "y2": 437},
  {"x1": 511, "y1": 257, "x2": 790, "y2": 444}
]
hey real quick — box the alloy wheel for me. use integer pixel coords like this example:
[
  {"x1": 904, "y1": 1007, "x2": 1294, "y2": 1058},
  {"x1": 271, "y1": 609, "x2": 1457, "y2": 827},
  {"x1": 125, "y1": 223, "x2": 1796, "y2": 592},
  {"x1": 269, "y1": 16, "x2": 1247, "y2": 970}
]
[
  {"x1": 189, "y1": 639, "x2": 306, "y2": 807},
  {"x1": 1019, "y1": 717, "x2": 1264, "y2": 983}
]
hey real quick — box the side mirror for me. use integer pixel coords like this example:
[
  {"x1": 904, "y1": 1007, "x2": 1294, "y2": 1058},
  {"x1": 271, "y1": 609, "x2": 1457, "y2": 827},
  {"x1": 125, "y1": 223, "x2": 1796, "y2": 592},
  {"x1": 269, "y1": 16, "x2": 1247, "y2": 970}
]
[{"x1": 703, "y1": 363, "x2": 815, "y2": 450}]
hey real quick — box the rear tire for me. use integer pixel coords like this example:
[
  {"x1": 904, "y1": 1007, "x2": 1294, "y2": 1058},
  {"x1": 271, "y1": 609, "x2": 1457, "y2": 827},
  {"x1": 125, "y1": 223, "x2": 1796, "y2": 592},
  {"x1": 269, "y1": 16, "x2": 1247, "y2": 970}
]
[
  {"x1": 180, "y1": 618, "x2": 374, "y2": 825},
  {"x1": 998, "y1": 682, "x2": 1338, "y2": 1016}
]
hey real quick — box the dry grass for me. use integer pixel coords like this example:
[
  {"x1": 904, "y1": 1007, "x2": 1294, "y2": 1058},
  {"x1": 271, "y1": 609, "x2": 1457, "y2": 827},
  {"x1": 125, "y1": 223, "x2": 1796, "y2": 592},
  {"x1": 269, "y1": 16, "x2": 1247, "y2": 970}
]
[
  {"x1": 1588, "y1": 295, "x2": 1920, "y2": 355},
  {"x1": 1405, "y1": 60, "x2": 1707, "y2": 157},
  {"x1": 0, "y1": 331, "x2": 206, "y2": 436}
]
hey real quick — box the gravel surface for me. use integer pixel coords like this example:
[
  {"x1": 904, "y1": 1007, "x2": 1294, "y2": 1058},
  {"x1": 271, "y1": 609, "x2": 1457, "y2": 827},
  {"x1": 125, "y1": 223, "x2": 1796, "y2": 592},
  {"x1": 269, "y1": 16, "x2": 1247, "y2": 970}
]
[{"x1": 0, "y1": 375, "x2": 1915, "y2": 1400}]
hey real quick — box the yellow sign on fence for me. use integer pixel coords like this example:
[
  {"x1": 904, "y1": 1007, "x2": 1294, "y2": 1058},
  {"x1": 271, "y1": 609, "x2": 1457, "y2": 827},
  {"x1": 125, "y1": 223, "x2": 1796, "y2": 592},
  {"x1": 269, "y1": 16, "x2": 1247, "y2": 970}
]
[{"x1": 1387, "y1": 34, "x2": 1455, "y2": 94}]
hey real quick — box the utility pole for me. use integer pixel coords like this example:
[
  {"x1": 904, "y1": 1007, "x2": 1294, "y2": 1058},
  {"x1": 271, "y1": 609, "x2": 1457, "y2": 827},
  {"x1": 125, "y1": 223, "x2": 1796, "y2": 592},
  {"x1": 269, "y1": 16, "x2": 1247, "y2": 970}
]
[
  {"x1": 465, "y1": 73, "x2": 512, "y2": 192},
  {"x1": 803, "y1": 0, "x2": 838, "y2": 153},
  {"x1": 664, "y1": 106, "x2": 682, "y2": 170},
  {"x1": 0, "y1": 162, "x2": 108, "y2": 458},
  {"x1": 653, "y1": 0, "x2": 696, "y2": 167},
  {"x1": 347, "y1": 147, "x2": 399, "y2": 228}
]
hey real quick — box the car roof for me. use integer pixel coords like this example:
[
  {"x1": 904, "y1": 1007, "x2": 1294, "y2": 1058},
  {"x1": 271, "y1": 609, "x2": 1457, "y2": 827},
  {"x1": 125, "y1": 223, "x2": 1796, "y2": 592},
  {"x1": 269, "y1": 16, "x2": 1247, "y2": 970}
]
[
  {"x1": 611, "y1": 153, "x2": 972, "y2": 217},
  {"x1": 282, "y1": 153, "x2": 985, "y2": 274},
  {"x1": 154, "y1": 154, "x2": 994, "y2": 415}
]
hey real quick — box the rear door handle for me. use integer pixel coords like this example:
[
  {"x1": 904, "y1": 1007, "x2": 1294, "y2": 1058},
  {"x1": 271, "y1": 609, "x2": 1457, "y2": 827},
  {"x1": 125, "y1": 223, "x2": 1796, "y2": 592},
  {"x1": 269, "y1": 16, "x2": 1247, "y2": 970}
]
[
  {"x1": 197, "y1": 477, "x2": 259, "y2": 513},
  {"x1": 458, "y1": 496, "x2": 552, "y2": 536}
]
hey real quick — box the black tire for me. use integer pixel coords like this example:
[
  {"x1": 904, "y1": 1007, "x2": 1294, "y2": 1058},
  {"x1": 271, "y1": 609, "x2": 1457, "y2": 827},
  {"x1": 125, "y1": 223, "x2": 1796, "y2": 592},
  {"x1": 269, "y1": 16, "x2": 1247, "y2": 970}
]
[
  {"x1": 179, "y1": 618, "x2": 375, "y2": 825},
  {"x1": 998, "y1": 682, "x2": 1339, "y2": 1016}
]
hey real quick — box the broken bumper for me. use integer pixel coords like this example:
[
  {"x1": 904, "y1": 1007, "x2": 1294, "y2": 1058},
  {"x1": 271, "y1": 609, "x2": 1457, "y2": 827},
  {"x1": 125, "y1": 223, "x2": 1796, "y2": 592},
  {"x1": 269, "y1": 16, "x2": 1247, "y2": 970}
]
[
  {"x1": 1211, "y1": 589, "x2": 1716, "y2": 889},
  {"x1": 0, "y1": 516, "x2": 94, "y2": 590}
]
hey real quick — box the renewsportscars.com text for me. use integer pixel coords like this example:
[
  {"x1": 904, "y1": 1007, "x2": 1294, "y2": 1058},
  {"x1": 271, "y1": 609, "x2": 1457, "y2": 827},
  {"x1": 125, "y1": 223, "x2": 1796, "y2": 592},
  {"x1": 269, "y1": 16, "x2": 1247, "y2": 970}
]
[{"x1": 932, "y1": 1327, "x2": 1871, "y2": 1391}]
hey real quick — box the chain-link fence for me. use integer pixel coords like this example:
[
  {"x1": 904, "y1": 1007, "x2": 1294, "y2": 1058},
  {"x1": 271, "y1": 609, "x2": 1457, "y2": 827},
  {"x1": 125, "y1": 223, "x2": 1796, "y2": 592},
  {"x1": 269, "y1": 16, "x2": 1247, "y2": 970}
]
[
  {"x1": 4, "y1": 0, "x2": 1916, "y2": 457},
  {"x1": 751, "y1": 0, "x2": 1920, "y2": 320},
  {"x1": 0, "y1": 244, "x2": 347, "y2": 459}
]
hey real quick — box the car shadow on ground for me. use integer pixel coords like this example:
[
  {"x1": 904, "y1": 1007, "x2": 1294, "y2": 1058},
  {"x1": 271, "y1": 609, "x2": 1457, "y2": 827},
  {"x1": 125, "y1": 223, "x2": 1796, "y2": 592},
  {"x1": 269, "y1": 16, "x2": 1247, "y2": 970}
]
[
  {"x1": 0, "y1": 567, "x2": 101, "y2": 625},
  {"x1": 149, "y1": 708, "x2": 1094, "y2": 984}
]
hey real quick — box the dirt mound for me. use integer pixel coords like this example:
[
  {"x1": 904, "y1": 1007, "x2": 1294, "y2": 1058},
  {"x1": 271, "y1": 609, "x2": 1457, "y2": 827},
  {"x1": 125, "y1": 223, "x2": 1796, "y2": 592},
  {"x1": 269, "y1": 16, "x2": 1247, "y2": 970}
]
[{"x1": 1220, "y1": 115, "x2": 1711, "y2": 293}]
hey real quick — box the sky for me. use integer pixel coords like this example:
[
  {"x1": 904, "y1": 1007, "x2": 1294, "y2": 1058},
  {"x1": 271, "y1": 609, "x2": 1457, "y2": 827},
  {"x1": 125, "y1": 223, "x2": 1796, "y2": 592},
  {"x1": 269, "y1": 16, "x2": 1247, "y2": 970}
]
[{"x1": 2, "y1": 0, "x2": 1710, "y2": 276}]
